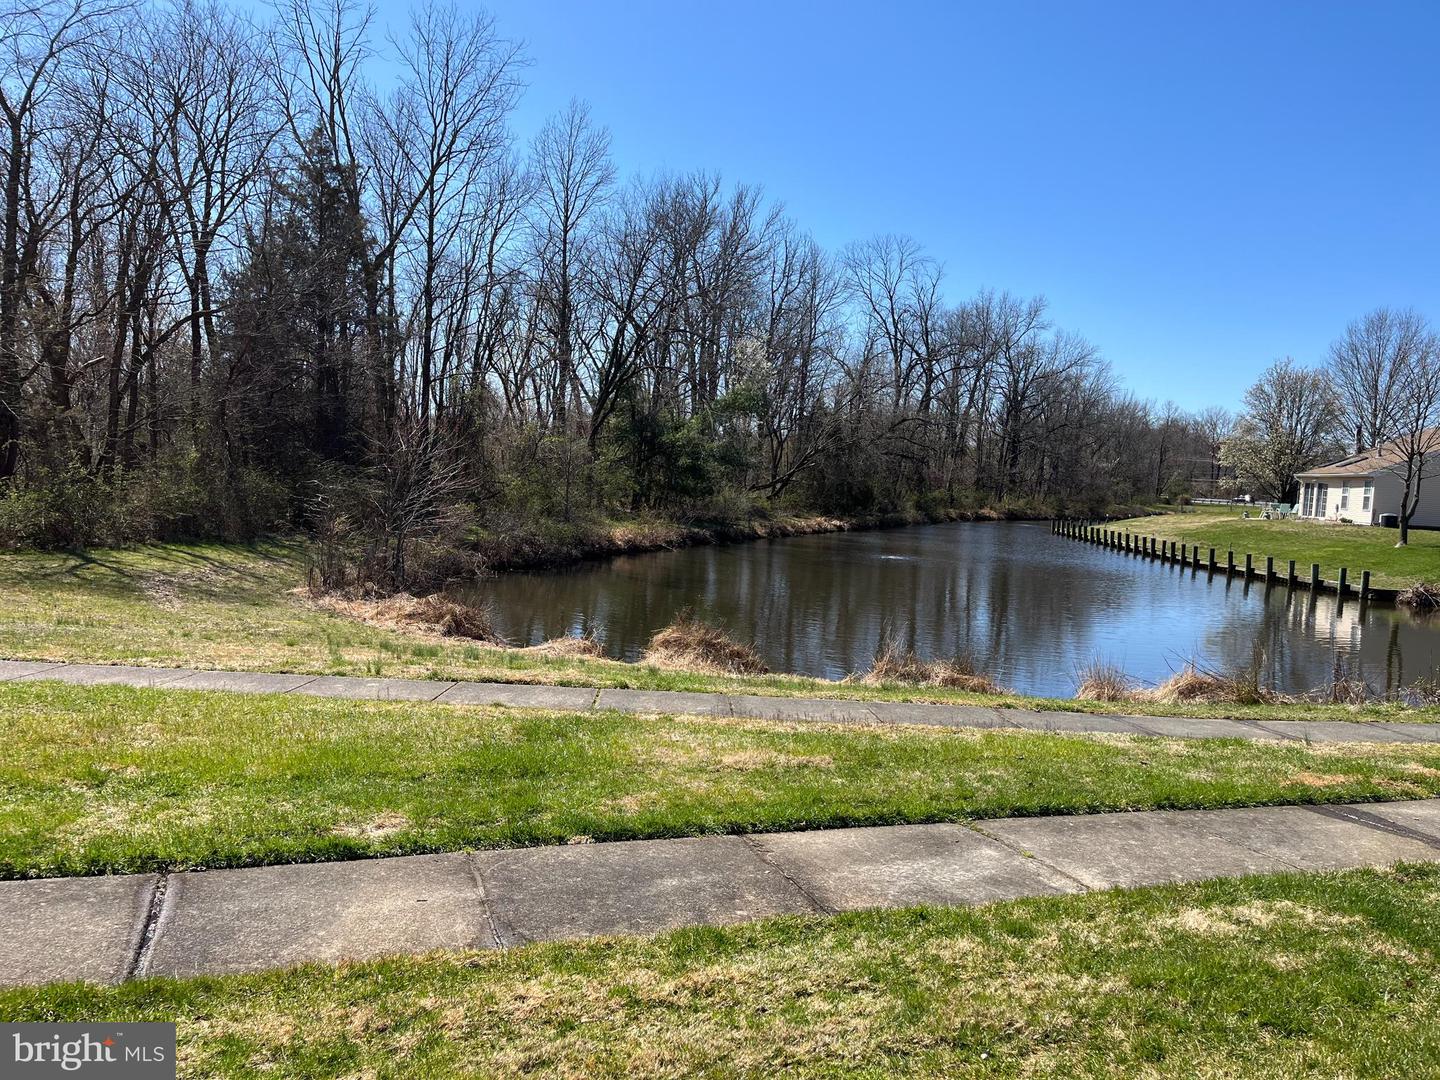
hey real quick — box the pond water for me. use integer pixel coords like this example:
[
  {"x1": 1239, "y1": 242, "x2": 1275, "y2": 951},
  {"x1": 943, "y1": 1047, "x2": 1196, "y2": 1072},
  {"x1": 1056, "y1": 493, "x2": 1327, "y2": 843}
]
[{"x1": 459, "y1": 521, "x2": 1440, "y2": 698}]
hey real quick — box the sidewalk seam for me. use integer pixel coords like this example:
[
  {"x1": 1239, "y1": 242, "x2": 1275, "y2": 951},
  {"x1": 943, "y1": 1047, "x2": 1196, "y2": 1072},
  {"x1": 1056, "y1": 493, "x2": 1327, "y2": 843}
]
[
  {"x1": 124, "y1": 873, "x2": 171, "y2": 981},
  {"x1": 740, "y1": 836, "x2": 832, "y2": 916},
  {"x1": 1303, "y1": 804, "x2": 1440, "y2": 851},
  {"x1": 965, "y1": 821, "x2": 1093, "y2": 893},
  {"x1": 425, "y1": 682, "x2": 457, "y2": 702}
]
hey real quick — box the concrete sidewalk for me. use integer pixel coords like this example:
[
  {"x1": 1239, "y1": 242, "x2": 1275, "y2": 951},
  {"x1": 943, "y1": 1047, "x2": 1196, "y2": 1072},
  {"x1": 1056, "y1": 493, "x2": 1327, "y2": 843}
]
[
  {"x1": 3, "y1": 658, "x2": 1438, "y2": 745},
  {"x1": 1, "y1": 799, "x2": 1437, "y2": 987}
]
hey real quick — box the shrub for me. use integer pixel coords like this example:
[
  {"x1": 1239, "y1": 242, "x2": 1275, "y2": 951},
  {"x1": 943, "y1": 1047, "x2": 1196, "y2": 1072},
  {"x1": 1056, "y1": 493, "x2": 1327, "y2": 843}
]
[{"x1": 0, "y1": 455, "x2": 289, "y2": 550}]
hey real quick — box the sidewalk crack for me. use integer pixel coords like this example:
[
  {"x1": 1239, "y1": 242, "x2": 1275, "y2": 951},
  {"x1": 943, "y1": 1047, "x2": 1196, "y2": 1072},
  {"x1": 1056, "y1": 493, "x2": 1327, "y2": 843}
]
[
  {"x1": 125, "y1": 873, "x2": 170, "y2": 981},
  {"x1": 468, "y1": 855, "x2": 505, "y2": 949}
]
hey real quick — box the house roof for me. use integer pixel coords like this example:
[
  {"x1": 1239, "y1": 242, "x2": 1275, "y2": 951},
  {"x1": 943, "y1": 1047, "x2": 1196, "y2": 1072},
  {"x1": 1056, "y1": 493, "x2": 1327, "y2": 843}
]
[{"x1": 1296, "y1": 429, "x2": 1440, "y2": 479}]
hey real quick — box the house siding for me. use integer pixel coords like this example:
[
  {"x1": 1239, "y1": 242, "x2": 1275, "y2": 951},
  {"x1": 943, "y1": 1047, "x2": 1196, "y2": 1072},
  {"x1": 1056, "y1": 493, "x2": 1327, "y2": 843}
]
[
  {"x1": 1386, "y1": 470, "x2": 1440, "y2": 528},
  {"x1": 1295, "y1": 470, "x2": 1440, "y2": 528},
  {"x1": 1298, "y1": 475, "x2": 1378, "y2": 524}
]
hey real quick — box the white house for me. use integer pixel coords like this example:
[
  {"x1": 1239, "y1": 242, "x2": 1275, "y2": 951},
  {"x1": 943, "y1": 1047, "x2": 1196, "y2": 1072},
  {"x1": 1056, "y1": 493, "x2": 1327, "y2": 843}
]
[{"x1": 1295, "y1": 432, "x2": 1440, "y2": 527}]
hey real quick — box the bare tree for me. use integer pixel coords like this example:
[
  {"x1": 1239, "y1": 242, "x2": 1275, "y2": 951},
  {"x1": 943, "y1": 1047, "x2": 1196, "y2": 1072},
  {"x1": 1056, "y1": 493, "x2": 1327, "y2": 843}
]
[
  {"x1": 1193, "y1": 405, "x2": 1233, "y2": 492},
  {"x1": 1378, "y1": 327, "x2": 1440, "y2": 546},
  {"x1": 1221, "y1": 358, "x2": 1341, "y2": 502},
  {"x1": 390, "y1": 1, "x2": 520, "y2": 425},
  {"x1": 1328, "y1": 306, "x2": 1431, "y2": 453},
  {"x1": 530, "y1": 100, "x2": 612, "y2": 429},
  {"x1": 0, "y1": 0, "x2": 121, "y2": 477}
]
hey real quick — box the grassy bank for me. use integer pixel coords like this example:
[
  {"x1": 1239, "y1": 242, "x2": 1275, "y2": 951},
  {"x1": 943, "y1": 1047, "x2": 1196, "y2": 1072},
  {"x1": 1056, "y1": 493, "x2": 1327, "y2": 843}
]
[
  {"x1": 2, "y1": 541, "x2": 1435, "y2": 722},
  {"x1": 8, "y1": 865, "x2": 1440, "y2": 1077},
  {"x1": 4, "y1": 681, "x2": 1440, "y2": 878},
  {"x1": 1107, "y1": 507, "x2": 1440, "y2": 590}
]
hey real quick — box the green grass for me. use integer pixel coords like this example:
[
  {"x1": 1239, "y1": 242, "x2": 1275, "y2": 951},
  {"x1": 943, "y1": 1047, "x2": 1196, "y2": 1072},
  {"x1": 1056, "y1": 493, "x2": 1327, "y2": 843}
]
[
  {"x1": 1109, "y1": 507, "x2": 1440, "y2": 590},
  {"x1": 2, "y1": 541, "x2": 1435, "y2": 722},
  {"x1": 4, "y1": 680, "x2": 1440, "y2": 879},
  {"x1": 7, "y1": 865, "x2": 1440, "y2": 1077}
]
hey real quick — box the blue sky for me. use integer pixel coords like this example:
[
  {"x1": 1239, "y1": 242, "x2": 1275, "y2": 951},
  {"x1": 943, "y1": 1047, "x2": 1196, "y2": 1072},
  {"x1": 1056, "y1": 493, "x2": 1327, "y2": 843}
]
[{"x1": 379, "y1": 0, "x2": 1439, "y2": 411}]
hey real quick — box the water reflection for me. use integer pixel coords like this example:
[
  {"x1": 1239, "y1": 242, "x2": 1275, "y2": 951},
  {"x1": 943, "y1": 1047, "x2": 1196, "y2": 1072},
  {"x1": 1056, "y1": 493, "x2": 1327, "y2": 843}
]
[{"x1": 458, "y1": 521, "x2": 1440, "y2": 698}]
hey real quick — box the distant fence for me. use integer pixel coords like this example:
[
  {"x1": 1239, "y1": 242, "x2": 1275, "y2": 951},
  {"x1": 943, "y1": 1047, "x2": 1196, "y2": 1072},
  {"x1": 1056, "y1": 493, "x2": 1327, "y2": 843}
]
[{"x1": 1050, "y1": 518, "x2": 1396, "y2": 604}]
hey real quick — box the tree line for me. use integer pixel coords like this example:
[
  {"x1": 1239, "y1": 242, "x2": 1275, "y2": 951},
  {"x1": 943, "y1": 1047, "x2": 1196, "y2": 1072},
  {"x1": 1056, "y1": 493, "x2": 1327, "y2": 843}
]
[{"x1": 0, "y1": 0, "x2": 1285, "y2": 555}]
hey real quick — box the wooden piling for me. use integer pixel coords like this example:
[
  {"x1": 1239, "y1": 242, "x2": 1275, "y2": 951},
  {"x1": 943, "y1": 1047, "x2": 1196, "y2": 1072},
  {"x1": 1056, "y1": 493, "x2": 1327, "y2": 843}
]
[
  {"x1": 1265, "y1": 555, "x2": 1274, "y2": 582},
  {"x1": 1208, "y1": 547, "x2": 1216, "y2": 573},
  {"x1": 1226, "y1": 550, "x2": 1235, "y2": 576},
  {"x1": 1360, "y1": 570, "x2": 1371, "y2": 603},
  {"x1": 1311, "y1": 563, "x2": 1321, "y2": 590},
  {"x1": 1244, "y1": 553, "x2": 1253, "y2": 578},
  {"x1": 1338, "y1": 567, "x2": 1348, "y2": 596},
  {"x1": 1181, "y1": 542, "x2": 1188, "y2": 565},
  {"x1": 1288, "y1": 559, "x2": 1296, "y2": 586}
]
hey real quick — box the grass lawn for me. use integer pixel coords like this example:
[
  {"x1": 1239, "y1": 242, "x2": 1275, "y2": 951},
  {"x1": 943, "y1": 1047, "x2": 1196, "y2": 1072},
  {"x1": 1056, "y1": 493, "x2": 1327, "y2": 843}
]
[
  {"x1": 2, "y1": 541, "x2": 1435, "y2": 723},
  {"x1": 5, "y1": 865, "x2": 1438, "y2": 1077},
  {"x1": 1109, "y1": 507, "x2": 1440, "y2": 590},
  {"x1": 4, "y1": 681, "x2": 1440, "y2": 878}
]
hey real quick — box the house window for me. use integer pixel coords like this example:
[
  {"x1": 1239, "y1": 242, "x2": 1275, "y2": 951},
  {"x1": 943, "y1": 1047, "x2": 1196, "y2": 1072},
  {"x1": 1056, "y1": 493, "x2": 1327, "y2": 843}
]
[
  {"x1": 1303, "y1": 484, "x2": 1314, "y2": 516},
  {"x1": 1316, "y1": 483, "x2": 1329, "y2": 517},
  {"x1": 1363, "y1": 481, "x2": 1373, "y2": 511},
  {"x1": 1340, "y1": 483, "x2": 1349, "y2": 510}
]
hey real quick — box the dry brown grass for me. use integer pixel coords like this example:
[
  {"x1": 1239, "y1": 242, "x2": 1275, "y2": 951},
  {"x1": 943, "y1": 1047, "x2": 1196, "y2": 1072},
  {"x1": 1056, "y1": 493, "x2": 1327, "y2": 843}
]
[
  {"x1": 861, "y1": 638, "x2": 1003, "y2": 693},
  {"x1": 521, "y1": 634, "x2": 607, "y2": 659},
  {"x1": 1074, "y1": 661, "x2": 1134, "y2": 702},
  {"x1": 643, "y1": 611, "x2": 769, "y2": 675},
  {"x1": 306, "y1": 591, "x2": 504, "y2": 643},
  {"x1": 1151, "y1": 664, "x2": 1279, "y2": 706},
  {"x1": 1075, "y1": 661, "x2": 1283, "y2": 706}
]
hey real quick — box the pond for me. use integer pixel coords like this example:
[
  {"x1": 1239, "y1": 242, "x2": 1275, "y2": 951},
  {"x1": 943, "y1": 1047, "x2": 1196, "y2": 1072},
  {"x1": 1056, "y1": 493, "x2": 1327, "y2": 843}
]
[{"x1": 459, "y1": 521, "x2": 1440, "y2": 698}]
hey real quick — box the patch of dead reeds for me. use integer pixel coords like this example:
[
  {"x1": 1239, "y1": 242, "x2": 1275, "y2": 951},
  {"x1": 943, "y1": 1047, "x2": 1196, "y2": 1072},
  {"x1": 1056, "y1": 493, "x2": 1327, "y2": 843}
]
[
  {"x1": 643, "y1": 611, "x2": 769, "y2": 675},
  {"x1": 861, "y1": 637, "x2": 1004, "y2": 694},
  {"x1": 520, "y1": 634, "x2": 607, "y2": 659},
  {"x1": 1074, "y1": 661, "x2": 1135, "y2": 702}
]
